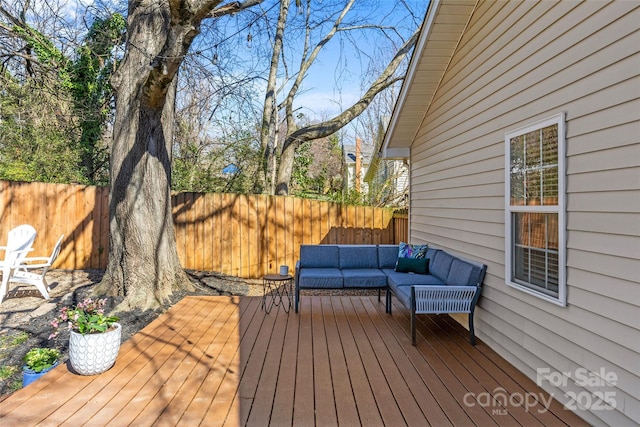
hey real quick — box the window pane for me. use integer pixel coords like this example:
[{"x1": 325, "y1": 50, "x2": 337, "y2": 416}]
[
  {"x1": 541, "y1": 125, "x2": 558, "y2": 166},
  {"x1": 510, "y1": 135, "x2": 525, "y2": 205},
  {"x1": 515, "y1": 211, "x2": 529, "y2": 246},
  {"x1": 525, "y1": 130, "x2": 541, "y2": 169},
  {"x1": 546, "y1": 213, "x2": 558, "y2": 250},
  {"x1": 525, "y1": 170, "x2": 541, "y2": 205},
  {"x1": 541, "y1": 124, "x2": 558, "y2": 204},
  {"x1": 542, "y1": 168, "x2": 558, "y2": 202},
  {"x1": 512, "y1": 212, "x2": 559, "y2": 296}
]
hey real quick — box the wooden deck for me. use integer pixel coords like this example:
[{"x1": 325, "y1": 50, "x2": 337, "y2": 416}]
[{"x1": 0, "y1": 295, "x2": 588, "y2": 426}]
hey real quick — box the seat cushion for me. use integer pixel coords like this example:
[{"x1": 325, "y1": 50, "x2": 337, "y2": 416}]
[
  {"x1": 339, "y1": 246, "x2": 379, "y2": 269},
  {"x1": 378, "y1": 245, "x2": 400, "y2": 269},
  {"x1": 341, "y1": 268, "x2": 388, "y2": 288},
  {"x1": 393, "y1": 285, "x2": 413, "y2": 309},
  {"x1": 447, "y1": 259, "x2": 482, "y2": 286},
  {"x1": 384, "y1": 269, "x2": 445, "y2": 292},
  {"x1": 298, "y1": 268, "x2": 343, "y2": 288},
  {"x1": 430, "y1": 251, "x2": 455, "y2": 282},
  {"x1": 385, "y1": 270, "x2": 446, "y2": 309},
  {"x1": 299, "y1": 245, "x2": 339, "y2": 268}
]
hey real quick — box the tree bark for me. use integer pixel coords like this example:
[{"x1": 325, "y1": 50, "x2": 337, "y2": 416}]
[
  {"x1": 95, "y1": 0, "x2": 264, "y2": 310},
  {"x1": 95, "y1": 1, "x2": 189, "y2": 310},
  {"x1": 260, "y1": 0, "x2": 290, "y2": 194}
]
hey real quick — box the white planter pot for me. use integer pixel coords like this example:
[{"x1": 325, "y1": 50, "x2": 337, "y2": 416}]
[{"x1": 69, "y1": 322, "x2": 122, "y2": 375}]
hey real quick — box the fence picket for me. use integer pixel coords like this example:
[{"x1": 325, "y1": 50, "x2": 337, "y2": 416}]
[{"x1": 0, "y1": 181, "x2": 407, "y2": 278}]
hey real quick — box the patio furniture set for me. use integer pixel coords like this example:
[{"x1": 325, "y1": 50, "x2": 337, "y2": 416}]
[
  {"x1": 0, "y1": 224, "x2": 63, "y2": 304},
  {"x1": 293, "y1": 243, "x2": 487, "y2": 345}
]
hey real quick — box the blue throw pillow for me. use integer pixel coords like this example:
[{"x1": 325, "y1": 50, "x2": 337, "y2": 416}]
[
  {"x1": 398, "y1": 242, "x2": 428, "y2": 259},
  {"x1": 395, "y1": 257, "x2": 429, "y2": 274}
]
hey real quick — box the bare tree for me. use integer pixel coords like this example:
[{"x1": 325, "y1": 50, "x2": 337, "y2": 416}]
[
  {"x1": 252, "y1": 0, "x2": 421, "y2": 195},
  {"x1": 94, "y1": 0, "x2": 263, "y2": 311},
  {"x1": 275, "y1": 28, "x2": 418, "y2": 195}
]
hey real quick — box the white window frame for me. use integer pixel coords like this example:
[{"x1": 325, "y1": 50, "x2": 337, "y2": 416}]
[{"x1": 504, "y1": 113, "x2": 566, "y2": 306}]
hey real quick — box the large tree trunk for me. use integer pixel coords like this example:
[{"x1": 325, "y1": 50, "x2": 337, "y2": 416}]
[
  {"x1": 95, "y1": 0, "x2": 265, "y2": 310},
  {"x1": 94, "y1": 1, "x2": 198, "y2": 310},
  {"x1": 94, "y1": 0, "x2": 264, "y2": 310},
  {"x1": 97, "y1": 75, "x2": 192, "y2": 310}
]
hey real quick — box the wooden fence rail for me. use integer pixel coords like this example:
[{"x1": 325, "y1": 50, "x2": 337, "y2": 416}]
[{"x1": 0, "y1": 181, "x2": 408, "y2": 278}]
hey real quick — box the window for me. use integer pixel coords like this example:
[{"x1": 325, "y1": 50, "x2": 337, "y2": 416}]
[{"x1": 505, "y1": 113, "x2": 566, "y2": 306}]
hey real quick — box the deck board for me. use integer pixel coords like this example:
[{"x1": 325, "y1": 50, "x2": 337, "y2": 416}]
[
  {"x1": 321, "y1": 296, "x2": 360, "y2": 427},
  {"x1": 311, "y1": 296, "x2": 338, "y2": 427},
  {"x1": 292, "y1": 296, "x2": 316, "y2": 426},
  {"x1": 358, "y1": 297, "x2": 447, "y2": 427},
  {"x1": 342, "y1": 296, "x2": 406, "y2": 426},
  {"x1": 333, "y1": 296, "x2": 385, "y2": 427},
  {"x1": 268, "y1": 298, "x2": 299, "y2": 426},
  {"x1": 0, "y1": 295, "x2": 590, "y2": 427}
]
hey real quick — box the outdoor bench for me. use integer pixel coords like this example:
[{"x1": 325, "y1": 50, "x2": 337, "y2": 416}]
[{"x1": 294, "y1": 244, "x2": 487, "y2": 345}]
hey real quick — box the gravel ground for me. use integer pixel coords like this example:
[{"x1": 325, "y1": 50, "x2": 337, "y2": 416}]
[{"x1": 0, "y1": 269, "x2": 263, "y2": 400}]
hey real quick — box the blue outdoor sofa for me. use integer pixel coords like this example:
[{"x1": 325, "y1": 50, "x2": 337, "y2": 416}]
[{"x1": 294, "y1": 244, "x2": 487, "y2": 345}]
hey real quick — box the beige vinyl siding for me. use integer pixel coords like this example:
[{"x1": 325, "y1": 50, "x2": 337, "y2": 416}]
[{"x1": 407, "y1": 1, "x2": 639, "y2": 425}]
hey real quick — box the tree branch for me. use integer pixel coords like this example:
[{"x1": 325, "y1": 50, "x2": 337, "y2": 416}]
[
  {"x1": 210, "y1": 0, "x2": 264, "y2": 18},
  {"x1": 283, "y1": 29, "x2": 419, "y2": 150},
  {"x1": 284, "y1": 0, "x2": 355, "y2": 112}
]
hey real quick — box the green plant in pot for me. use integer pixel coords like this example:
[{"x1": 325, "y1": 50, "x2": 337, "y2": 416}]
[
  {"x1": 23, "y1": 347, "x2": 60, "y2": 387},
  {"x1": 50, "y1": 297, "x2": 121, "y2": 376}
]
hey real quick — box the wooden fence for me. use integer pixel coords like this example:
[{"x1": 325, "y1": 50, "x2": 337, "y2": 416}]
[{"x1": 0, "y1": 181, "x2": 408, "y2": 278}]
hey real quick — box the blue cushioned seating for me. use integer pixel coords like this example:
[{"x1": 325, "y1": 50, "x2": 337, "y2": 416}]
[
  {"x1": 384, "y1": 269, "x2": 445, "y2": 288},
  {"x1": 425, "y1": 248, "x2": 439, "y2": 261},
  {"x1": 298, "y1": 268, "x2": 343, "y2": 289},
  {"x1": 377, "y1": 245, "x2": 400, "y2": 269},
  {"x1": 294, "y1": 243, "x2": 486, "y2": 346},
  {"x1": 299, "y1": 245, "x2": 339, "y2": 268},
  {"x1": 430, "y1": 251, "x2": 455, "y2": 282},
  {"x1": 447, "y1": 259, "x2": 482, "y2": 286},
  {"x1": 339, "y1": 246, "x2": 379, "y2": 269},
  {"x1": 342, "y1": 269, "x2": 388, "y2": 288}
]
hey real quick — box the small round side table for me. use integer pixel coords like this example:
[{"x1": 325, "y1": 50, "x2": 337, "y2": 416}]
[{"x1": 262, "y1": 274, "x2": 293, "y2": 314}]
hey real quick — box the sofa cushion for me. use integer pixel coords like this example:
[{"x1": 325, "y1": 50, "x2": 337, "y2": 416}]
[
  {"x1": 426, "y1": 248, "x2": 439, "y2": 260},
  {"x1": 395, "y1": 257, "x2": 429, "y2": 274},
  {"x1": 398, "y1": 242, "x2": 428, "y2": 259},
  {"x1": 339, "y1": 246, "x2": 379, "y2": 269},
  {"x1": 430, "y1": 251, "x2": 455, "y2": 282},
  {"x1": 341, "y1": 268, "x2": 388, "y2": 288},
  {"x1": 447, "y1": 259, "x2": 482, "y2": 286},
  {"x1": 393, "y1": 285, "x2": 413, "y2": 309},
  {"x1": 384, "y1": 269, "x2": 445, "y2": 289},
  {"x1": 378, "y1": 245, "x2": 399, "y2": 269},
  {"x1": 298, "y1": 268, "x2": 343, "y2": 288},
  {"x1": 300, "y1": 245, "x2": 339, "y2": 268}
]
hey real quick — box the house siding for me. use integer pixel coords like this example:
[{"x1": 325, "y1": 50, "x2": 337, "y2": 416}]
[{"x1": 408, "y1": 1, "x2": 639, "y2": 426}]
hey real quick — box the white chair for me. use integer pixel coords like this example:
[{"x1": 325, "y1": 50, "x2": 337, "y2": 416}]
[
  {"x1": 8, "y1": 235, "x2": 64, "y2": 301},
  {"x1": 0, "y1": 224, "x2": 37, "y2": 303}
]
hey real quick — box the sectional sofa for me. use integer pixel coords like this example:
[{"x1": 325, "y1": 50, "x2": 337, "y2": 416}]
[{"x1": 294, "y1": 244, "x2": 487, "y2": 345}]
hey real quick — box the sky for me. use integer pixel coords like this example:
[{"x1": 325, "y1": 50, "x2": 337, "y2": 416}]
[
  {"x1": 57, "y1": 0, "x2": 429, "y2": 144},
  {"x1": 286, "y1": 1, "x2": 429, "y2": 120}
]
